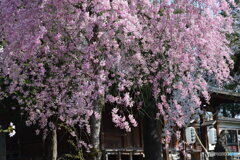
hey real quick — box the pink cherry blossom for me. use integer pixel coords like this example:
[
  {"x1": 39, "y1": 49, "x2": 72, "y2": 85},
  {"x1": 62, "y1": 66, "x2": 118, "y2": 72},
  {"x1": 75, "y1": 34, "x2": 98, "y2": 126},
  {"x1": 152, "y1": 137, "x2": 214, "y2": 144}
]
[{"x1": 0, "y1": 0, "x2": 234, "y2": 148}]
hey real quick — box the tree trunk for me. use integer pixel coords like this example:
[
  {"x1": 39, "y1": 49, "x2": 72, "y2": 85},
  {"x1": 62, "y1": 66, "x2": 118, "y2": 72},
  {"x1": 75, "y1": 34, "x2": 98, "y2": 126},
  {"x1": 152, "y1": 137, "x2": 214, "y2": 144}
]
[
  {"x1": 48, "y1": 129, "x2": 57, "y2": 160},
  {"x1": 90, "y1": 96, "x2": 104, "y2": 160},
  {"x1": 143, "y1": 116, "x2": 163, "y2": 160}
]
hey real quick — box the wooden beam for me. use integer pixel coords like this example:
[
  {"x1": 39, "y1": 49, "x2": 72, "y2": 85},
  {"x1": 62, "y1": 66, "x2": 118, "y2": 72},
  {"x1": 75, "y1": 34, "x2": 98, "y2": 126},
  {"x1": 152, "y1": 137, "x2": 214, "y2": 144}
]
[{"x1": 209, "y1": 87, "x2": 240, "y2": 102}]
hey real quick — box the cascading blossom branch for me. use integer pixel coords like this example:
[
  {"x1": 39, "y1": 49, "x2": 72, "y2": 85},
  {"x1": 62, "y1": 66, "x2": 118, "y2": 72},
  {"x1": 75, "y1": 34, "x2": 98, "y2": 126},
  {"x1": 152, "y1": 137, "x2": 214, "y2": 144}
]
[
  {"x1": 0, "y1": 0, "x2": 235, "y2": 146},
  {"x1": 0, "y1": 0, "x2": 146, "y2": 137}
]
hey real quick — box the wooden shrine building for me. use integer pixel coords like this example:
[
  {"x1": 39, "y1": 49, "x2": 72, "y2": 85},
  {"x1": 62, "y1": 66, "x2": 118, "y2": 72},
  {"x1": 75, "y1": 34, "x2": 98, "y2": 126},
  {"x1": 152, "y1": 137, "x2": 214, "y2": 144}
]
[{"x1": 186, "y1": 87, "x2": 240, "y2": 160}]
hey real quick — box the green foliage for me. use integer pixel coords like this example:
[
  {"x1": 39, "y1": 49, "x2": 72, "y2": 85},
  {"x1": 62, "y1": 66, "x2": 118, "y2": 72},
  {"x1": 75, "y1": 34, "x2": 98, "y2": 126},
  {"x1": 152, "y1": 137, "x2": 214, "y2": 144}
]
[
  {"x1": 61, "y1": 139, "x2": 84, "y2": 160},
  {"x1": 58, "y1": 123, "x2": 85, "y2": 160},
  {"x1": 173, "y1": 9, "x2": 184, "y2": 14},
  {"x1": 139, "y1": 85, "x2": 157, "y2": 116},
  {"x1": 220, "y1": 103, "x2": 240, "y2": 118},
  {"x1": 224, "y1": 82, "x2": 239, "y2": 90},
  {"x1": 0, "y1": 40, "x2": 7, "y2": 47},
  {"x1": 158, "y1": 9, "x2": 165, "y2": 16}
]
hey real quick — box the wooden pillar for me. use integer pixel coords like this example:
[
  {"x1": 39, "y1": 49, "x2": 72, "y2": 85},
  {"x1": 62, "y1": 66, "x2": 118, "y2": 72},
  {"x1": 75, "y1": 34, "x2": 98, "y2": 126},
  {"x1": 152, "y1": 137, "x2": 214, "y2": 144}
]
[
  {"x1": 129, "y1": 152, "x2": 133, "y2": 160},
  {"x1": 0, "y1": 133, "x2": 6, "y2": 160},
  {"x1": 123, "y1": 133, "x2": 127, "y2": 148},
  {"x1": 211, "y1": 101, "x2": 220, "y2": 137},
  {"x1": 200, "y1": 115, "x2": 208, "y2": 150},
  {"x1": 139, "y1": 122, "x2": 144, "y2": 149},
  {"x1": 163, "y1": 120, "x2": 170, "y2": 160},
  {"x1": 118, "y1": 151, "x2": 122, "y2": 160},
  {"x1": 179, "y1": 129, "x2": 187, "y2": 160},
  {"x1": 238, "y1": 130, "x2": 240, "y2": 152},
  {"x1": 191, "y1": 123, "x2": 201, "y2": 160},
  {"x1": 105, "y1": 153, "x2": 108, "y2": 160},
  {"x1": 213, "y1": 109, "x2": 220, "y2": 137},
  {"x1": 191, "y1": 153, "x2": 201, "y2": 160}
]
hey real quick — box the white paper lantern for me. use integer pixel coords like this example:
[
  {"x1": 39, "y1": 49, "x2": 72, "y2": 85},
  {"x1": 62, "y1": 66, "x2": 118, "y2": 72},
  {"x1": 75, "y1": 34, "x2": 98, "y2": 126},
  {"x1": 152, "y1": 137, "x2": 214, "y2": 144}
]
[
  {"x1": 185, "y1": 127, "x2": 196, "y2": 144},
  {"x1": 208, "y1": 128, "x2": 217, "y2": 145}
]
